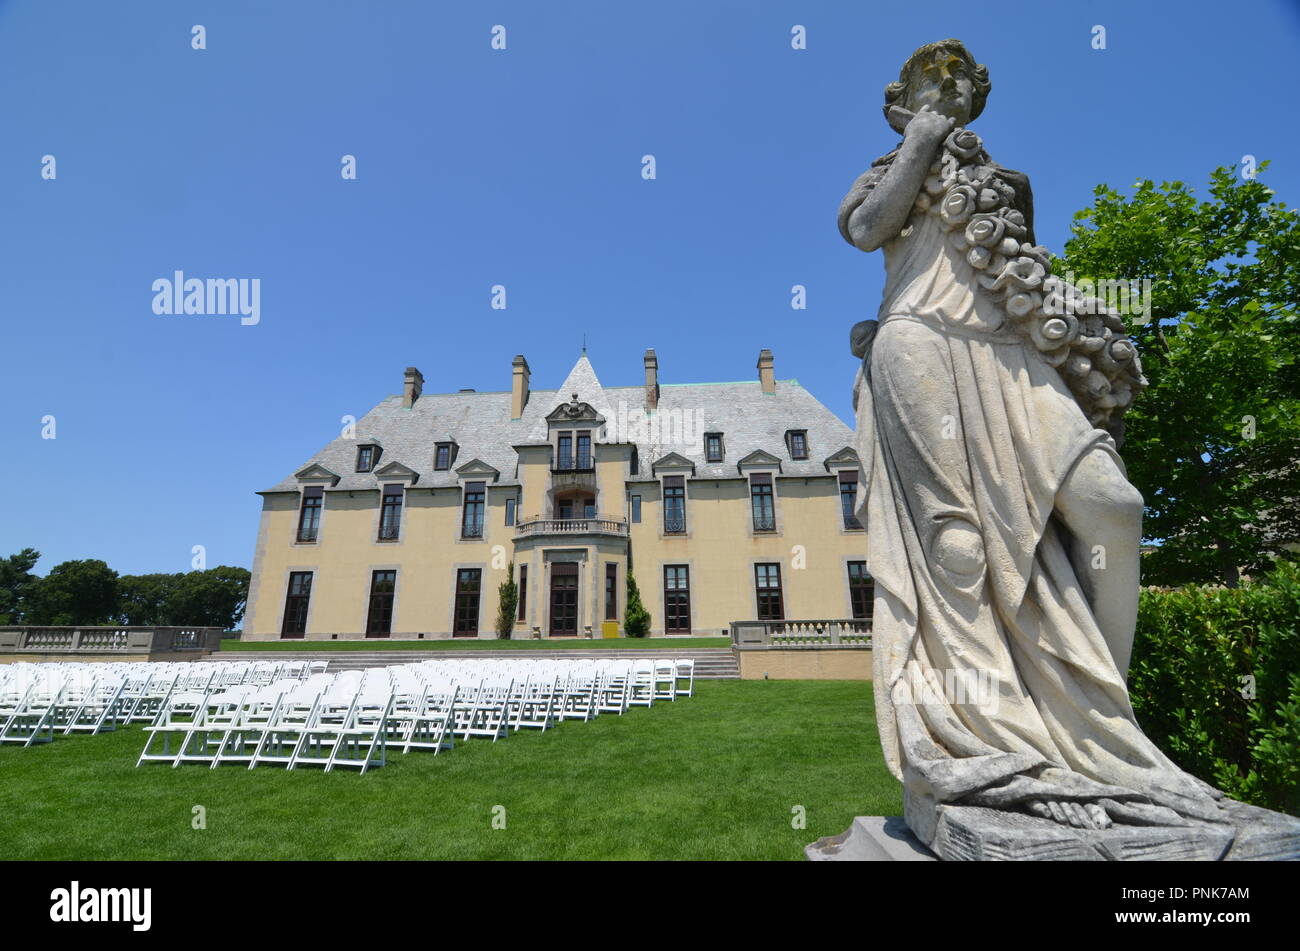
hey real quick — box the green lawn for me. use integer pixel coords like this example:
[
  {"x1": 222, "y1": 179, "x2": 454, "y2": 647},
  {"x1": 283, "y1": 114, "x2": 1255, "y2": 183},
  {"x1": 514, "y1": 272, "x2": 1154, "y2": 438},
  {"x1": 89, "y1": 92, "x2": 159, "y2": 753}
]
[
  {"x1": 222, "y1": 636, "x2": 731, "y2": 652},
  {"x1": 0, "y1": 681, "x2": 898, "y2": 860}
]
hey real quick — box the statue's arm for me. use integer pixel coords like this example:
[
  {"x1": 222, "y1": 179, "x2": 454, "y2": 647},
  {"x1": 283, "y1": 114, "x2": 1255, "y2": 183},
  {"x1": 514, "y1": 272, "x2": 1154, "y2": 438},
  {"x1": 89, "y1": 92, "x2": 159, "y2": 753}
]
[{"x1": 841, "y1": 110, "x2": 953, "y2": 252}]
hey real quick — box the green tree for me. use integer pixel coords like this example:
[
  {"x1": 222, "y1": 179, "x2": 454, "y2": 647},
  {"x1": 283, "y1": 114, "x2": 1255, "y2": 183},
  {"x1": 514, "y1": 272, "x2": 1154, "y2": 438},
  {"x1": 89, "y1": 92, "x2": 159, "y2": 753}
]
[
  {"x1": 116, "y1": 573, "x2": 181, "y2": 625},
  {"x1": 24, "y1": 559, "x2": 120, "y2": 625},
  {"x1": 624, "y1": 571, "x2": 650, "y2": 637},
  {"x1": 1056, "y1": 163, "x2": 1300, "y2": 586},
  {"x1": 496, "y1": 562, "x2": 518, "y2": 639},
  {"x1": 0, "y1": 548, "x2": 41, "y2": 623},
  {"x1": 169, "y1": 566, "x2": 251, "y2": 630}
]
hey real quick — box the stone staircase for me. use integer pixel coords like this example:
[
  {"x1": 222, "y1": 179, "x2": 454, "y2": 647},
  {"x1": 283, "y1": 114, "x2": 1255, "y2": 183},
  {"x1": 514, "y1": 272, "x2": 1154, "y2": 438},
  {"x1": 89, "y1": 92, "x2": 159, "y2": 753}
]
[{"x1": 220, "y1": 646, "x2": 741, "y2": 679}]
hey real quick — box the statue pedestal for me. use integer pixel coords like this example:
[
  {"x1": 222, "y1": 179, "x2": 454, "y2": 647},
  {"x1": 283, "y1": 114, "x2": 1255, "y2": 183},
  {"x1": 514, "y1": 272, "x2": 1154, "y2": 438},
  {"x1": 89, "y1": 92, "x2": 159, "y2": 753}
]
[
  {"x1": 805, "y1": 816, "x2": 938, "y2": 861},
  {"x1": 808, "y1": 799, "x2": 1300, "y2": 861}
]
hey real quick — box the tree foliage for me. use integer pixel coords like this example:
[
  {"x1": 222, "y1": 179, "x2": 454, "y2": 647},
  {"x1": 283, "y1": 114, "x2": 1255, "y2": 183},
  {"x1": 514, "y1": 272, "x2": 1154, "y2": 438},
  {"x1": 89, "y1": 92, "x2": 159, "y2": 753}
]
[
  {"x1": 0, "y1": 551, "x2": 249, "y2": 630},
  {"x1": 496, "y1": 562, "x2": 518, "y2": 639},
  {"x1": 0, "y1": 547, "x2": 41, "y2": 623},
  {"x1": 23, "y1": 559, "x2": 120, "y2": 625},
  {"x1": 624, "y1": 571, "x2": 651, "y2": 637},
  {"x1": 1056, "y1": 163, "x2": 1300, "y2": 586}
]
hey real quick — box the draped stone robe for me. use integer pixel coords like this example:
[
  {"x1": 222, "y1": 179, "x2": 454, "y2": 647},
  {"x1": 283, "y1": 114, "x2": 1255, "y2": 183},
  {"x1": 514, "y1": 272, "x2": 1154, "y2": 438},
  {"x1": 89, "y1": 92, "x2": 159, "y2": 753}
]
[{"x1": 842, "y1": 169, "x2": 1226, "y2": 832}]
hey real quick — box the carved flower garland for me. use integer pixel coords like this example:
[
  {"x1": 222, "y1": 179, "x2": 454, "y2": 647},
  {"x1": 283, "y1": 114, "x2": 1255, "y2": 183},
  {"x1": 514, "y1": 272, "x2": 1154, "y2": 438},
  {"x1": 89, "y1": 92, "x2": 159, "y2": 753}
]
[{"x1": 913, "y1": 127, "x2": 1147, "y2": 439}]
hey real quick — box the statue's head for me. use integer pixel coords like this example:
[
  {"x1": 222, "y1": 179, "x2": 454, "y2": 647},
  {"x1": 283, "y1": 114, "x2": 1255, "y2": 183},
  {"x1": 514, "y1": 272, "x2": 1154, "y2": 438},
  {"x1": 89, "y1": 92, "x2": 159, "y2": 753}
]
[{"x1": 884, "y1": 39, "x2": 990, "y2": 128}]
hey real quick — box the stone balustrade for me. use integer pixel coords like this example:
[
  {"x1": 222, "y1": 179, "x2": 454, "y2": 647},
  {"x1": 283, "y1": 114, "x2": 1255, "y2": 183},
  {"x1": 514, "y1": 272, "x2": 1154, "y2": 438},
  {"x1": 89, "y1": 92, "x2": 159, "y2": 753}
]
[
  {"x1": 730, "y1": 619, "x2": 873, "y2": 649},
  {"x1": 0, "y1": 626, "x2": 224, "y2": 658}
]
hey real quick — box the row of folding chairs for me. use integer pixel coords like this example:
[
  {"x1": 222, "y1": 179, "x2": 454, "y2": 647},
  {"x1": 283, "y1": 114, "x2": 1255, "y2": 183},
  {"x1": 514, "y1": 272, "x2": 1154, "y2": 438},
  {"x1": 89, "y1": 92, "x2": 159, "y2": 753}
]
[
  {"x1": 0, "y1": 660, "x2": 330, "y2": 748},
  {"x1": 133, "y1": 657, "x2": 697, "y2": 773}
]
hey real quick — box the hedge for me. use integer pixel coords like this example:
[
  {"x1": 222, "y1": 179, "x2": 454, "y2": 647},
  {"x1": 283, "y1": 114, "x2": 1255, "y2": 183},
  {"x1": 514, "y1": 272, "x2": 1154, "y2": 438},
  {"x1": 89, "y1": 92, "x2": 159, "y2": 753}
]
[{"x1": 1129, "y1": 558, "x2": 1300, "y2": 815}]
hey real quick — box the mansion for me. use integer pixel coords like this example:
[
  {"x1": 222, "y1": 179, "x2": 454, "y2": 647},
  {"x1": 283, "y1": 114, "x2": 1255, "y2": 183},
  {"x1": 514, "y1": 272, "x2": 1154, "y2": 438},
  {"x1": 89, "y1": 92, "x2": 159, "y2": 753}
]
[{"x1": 242, "y1": 350, "x2": 873, "y2": 639}]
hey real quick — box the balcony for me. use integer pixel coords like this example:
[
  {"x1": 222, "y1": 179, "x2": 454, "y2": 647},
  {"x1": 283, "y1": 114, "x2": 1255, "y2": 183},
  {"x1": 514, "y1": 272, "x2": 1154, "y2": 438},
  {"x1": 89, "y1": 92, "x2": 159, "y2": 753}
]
[
  {"x1": 551, "y1": 460, "x2": 596, "y2": 491},
  {"x1": 515, "y1": 515, "x2": 628, "y2": 538}
]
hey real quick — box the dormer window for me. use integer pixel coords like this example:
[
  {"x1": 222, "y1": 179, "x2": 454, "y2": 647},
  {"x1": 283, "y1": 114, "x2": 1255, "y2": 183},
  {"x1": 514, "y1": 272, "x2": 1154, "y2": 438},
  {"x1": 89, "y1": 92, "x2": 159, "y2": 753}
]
[
  {"x1": 705, "y1": 433, "x2": 724, "y2": 463},
  {"x1": 356, "y1": 444, "x2": 379, "y2": 473},
  {"x1": 786, "y1": 430, "x2": 809, "y2": 460},
  {"x1": 435, "y1": 442, "x2": 458, "y2": 471}
]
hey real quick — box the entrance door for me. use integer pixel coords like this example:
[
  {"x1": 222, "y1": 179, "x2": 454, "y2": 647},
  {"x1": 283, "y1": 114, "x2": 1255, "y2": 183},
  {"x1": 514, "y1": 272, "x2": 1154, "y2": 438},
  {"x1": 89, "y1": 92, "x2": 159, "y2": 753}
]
[{"x1": 549, "y1": 562, "x2": 579, "y2": 636}]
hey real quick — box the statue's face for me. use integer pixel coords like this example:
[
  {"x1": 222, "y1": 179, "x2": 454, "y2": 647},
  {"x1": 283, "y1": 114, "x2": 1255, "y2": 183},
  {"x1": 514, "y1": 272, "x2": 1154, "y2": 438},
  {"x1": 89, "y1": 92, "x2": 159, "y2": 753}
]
[{"x1": 905, "y1": 50, "x2": 975, "y2": 124}]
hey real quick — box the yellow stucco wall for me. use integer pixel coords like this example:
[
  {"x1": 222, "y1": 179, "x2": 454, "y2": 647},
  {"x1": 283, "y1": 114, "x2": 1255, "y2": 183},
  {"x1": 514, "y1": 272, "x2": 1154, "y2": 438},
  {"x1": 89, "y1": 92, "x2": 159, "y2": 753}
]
[
  {"x1": 626, "y1": 475, "x2": 869, "y2": 635},
  {"x1": 245, "y1": 448, "x2": 869, "y2": 640},
  {"x1": 736, "y1": 648, "x2": 873, "y2": 680}
]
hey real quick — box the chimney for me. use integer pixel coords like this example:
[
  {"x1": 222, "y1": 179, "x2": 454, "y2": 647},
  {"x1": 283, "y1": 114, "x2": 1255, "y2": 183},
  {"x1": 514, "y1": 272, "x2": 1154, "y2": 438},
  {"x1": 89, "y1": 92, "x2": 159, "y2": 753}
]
[
  {"x1": 511, "y1": 354, "x2": 531, "y2": 419},
  {"x1": 757, "y1": 349, "x2": 775, "y2": 394},
  {"x1": 644, "y1": 348, "x2": 659, "y2": 410},
  {"x1": 403, "y1": 367, "x2": 424, "y2": 408}
]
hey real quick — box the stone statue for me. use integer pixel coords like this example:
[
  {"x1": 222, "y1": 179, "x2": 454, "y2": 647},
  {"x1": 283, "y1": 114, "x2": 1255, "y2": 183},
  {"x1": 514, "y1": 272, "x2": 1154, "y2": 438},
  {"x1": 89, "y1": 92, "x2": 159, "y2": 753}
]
[{"x1": 827, "y1": 39, "x2": 1299, "y2": 860}]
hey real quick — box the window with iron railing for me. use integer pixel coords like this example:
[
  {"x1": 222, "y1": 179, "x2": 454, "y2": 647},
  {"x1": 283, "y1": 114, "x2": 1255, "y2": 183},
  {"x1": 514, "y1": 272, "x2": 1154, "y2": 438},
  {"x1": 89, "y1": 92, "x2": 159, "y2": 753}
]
[
  {"x1": 462, "y1": 484, "x2": 485, "y2": 538},
  {"x1": 840, "y1": 472, "x2": 863, "y2": 529},
  {"x1": 378, "y1": 486, "x2": 403, "y2": 541},
  {"x1": 750, "y1": 476, "x2": 775, "y2": 532},
  {"x1": 297, "y1": 487, "x2": 323, "y2": 542},
  {"x1": 663, "y1": 479, "x2": 686, "y2": 534}
]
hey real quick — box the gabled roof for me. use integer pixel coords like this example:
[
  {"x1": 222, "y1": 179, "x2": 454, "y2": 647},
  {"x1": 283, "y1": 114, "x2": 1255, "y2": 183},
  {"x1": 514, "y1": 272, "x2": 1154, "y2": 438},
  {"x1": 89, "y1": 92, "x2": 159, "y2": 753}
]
[
  {"x1": 455, "y1": 458, "x2": 500, "y2": 482},
  {"x1": 260, "y1": 353, "x2": 853, "y2": 493},
  {"x1": 373, "y1": 460, "x2": 419, "y2": 484},
  {"x1": 822, "y1": 446, "x2": 861, "y2": 470},
  {"x1": 651, "y1": 451, "x2": 695, "y2": 476},
  {"x1": 294, "y1": 463, "x2": 340, "y2": 486},
  {"x1": 736, "y1": 449, "x2": 783, "y2": 474}
]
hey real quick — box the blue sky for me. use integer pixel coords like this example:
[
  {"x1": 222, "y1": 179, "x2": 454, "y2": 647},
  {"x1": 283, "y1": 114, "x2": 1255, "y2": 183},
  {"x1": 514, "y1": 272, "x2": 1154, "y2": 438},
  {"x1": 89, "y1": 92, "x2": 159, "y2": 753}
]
[{"x1": 2, "y1": 0, "x2": 1298, "y2": 576}]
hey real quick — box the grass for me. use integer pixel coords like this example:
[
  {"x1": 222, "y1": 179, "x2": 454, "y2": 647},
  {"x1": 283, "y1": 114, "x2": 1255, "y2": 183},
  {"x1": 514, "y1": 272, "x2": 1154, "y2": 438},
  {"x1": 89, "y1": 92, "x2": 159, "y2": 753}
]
[
  {"x1": 222, "y1": 636, "x2": 731, "y2": 652},
  {"x1": 0, "y1": 681, "x2": 898, "y2": 860}
]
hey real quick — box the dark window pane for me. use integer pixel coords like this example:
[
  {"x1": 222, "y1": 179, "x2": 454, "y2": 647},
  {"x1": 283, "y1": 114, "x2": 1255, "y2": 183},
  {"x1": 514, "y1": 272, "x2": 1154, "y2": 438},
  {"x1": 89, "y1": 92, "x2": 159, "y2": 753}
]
[
  {"x1": 848, "y1": 561, "x2": 875, "y2": 620},
  {"x1": 454, "y1": 568, "x2": 482, "y2": 635},
  {"x1": 379, "y1": 489, "x2": 403, "y2": 540},
  {"x1": 605, "y1": 563, "x2": 617, "y2": 620},
  {"x1": 755, "y1": 563, "x2": 783, "y2": 621},
  {"x1": 630, "y1": 495, "x2": 641, "y2": 523},
  {"x1": 751, "y1": 481, "x2": 775, "y2": 532},
  {"x1": 462, "y1": 488, "x2": 485, "y2": 538},
  {"x1": 663, "y1": 483, "x2": 685, "y2": 534},
  {"x1": 366, "y1": 570, "x2": 396, "y2": 636},
  {"x1": 840, "y1": 475, "x2": 863, "y2": 529},
  {"x1": 664, "y1": 565, "x2": 690, "y2": 632},
  {"x1": 297, "y1": 492, "x2": 322, "y2": 542},
  {"x1": 705, "y1": 434, "x2": 723, "y2": 463},
  {"x1": 518, "y1": 565, "x2": 527, "y2": 621},
  {"x1": 282, "y1": 571, "x2": 313, "y2": 636}
]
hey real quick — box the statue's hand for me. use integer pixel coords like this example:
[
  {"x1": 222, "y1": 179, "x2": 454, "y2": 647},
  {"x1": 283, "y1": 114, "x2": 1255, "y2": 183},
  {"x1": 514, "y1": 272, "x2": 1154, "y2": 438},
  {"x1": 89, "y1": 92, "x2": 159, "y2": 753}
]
[
  {"x1": 899, "y1": 104, "x2": 955, "y2": 146},
  {"x1": 1026, "y1": 799, "x2": 1112, "y2": 830}
]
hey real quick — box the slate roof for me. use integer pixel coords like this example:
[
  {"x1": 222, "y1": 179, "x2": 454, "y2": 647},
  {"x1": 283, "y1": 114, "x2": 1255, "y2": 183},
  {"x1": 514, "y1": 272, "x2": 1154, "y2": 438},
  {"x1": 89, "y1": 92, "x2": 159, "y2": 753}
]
[{"x1": 259, "y1": 354, "x2": 856, "y2": 493}]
